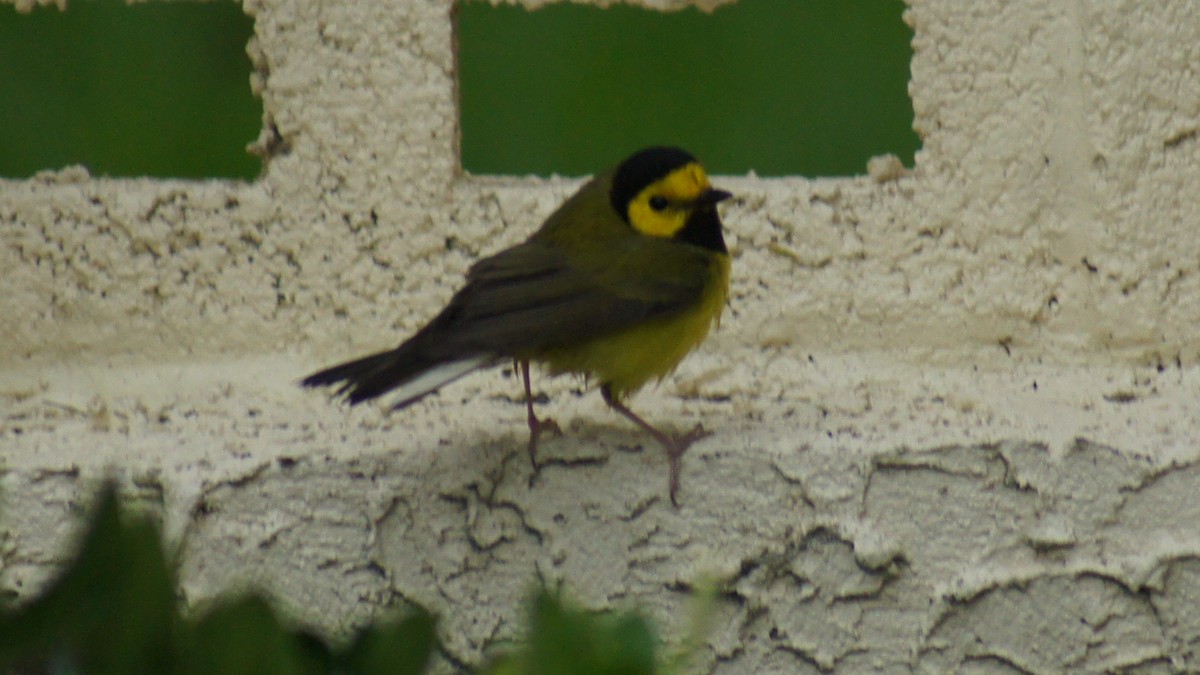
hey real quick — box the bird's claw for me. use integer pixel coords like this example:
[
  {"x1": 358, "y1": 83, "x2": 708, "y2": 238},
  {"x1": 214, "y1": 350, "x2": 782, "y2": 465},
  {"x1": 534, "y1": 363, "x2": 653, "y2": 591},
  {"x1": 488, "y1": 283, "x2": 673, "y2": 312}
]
[
  {"x1": 666, "y1": 423, "x2": 710, "y2": 507},
  {"x1": 527, "y1": 415, "x2": 563, "y2": 466}
]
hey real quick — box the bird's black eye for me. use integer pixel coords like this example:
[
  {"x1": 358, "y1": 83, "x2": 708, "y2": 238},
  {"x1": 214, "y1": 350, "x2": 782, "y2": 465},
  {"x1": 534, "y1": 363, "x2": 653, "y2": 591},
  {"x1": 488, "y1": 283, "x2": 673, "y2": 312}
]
[{"x1": 649, "y1": 196, "x2": 669, "y2": 212}]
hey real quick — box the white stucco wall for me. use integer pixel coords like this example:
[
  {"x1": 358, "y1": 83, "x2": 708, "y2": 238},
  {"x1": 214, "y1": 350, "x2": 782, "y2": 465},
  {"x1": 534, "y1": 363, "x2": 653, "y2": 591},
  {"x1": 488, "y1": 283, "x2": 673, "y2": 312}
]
[{"x1": 3, "y1": 0, "x2": 1200, "y2": 671}]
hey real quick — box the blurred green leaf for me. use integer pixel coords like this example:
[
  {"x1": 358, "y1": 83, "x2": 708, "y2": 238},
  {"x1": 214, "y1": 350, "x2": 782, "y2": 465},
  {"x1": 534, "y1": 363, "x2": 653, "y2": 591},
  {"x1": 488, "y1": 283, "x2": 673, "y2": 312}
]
[
  {"x1": 485, "y1": 589, "x2": 658, "y2": 675},
  {"x1": 0, "y1": 483, "x2": 176, "y2": 674},
  {"x1": 0, "y1": 481, "x2": 440, "y2": 675},
  {"x1": 0, "y1": 482, "x2": 723, "y2": 675},
  {"x1": 660, "y1": 578, "x2": 720, "y2": 675},
  {"x1": 336, "y1": 607, "x2": 437, "y2": 675},
  {"x1": 180, "y1": 595, "x2": 332, "y2": 675}
]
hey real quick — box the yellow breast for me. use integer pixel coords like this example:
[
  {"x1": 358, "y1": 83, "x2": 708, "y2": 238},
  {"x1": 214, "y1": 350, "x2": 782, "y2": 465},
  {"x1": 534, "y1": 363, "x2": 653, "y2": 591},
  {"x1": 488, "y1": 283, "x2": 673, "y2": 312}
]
[{"x1": 538, "y1": 253, "x2": 730, "y2": 399}]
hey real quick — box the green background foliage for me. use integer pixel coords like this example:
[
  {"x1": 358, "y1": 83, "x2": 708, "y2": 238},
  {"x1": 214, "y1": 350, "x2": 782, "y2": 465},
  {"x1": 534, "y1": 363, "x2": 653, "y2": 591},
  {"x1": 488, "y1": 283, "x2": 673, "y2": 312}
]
[
  {"x1": 0, "y1": 0, "x2": 260, "y2": 179},
  {"x1": 458, "y1": 0, "x2": 917, "y2": 176},
  {"x1": 0, "y1": 0, "x2": 916, "y2": 179}
]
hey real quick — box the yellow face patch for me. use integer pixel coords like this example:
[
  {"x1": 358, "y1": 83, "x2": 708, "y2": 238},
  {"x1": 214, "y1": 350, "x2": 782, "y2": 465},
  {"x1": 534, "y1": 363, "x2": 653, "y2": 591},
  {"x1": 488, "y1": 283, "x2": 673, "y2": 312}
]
[{"x1": 627, "y1": 162, "x2": 711, "y2": 238}]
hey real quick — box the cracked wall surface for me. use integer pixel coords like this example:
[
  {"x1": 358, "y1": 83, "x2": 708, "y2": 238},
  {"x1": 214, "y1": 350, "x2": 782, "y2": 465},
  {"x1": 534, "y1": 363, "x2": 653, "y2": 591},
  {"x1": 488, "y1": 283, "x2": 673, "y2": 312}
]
[{"x1": 3, "y1": 0, "x2": 1200, "y2": 672}]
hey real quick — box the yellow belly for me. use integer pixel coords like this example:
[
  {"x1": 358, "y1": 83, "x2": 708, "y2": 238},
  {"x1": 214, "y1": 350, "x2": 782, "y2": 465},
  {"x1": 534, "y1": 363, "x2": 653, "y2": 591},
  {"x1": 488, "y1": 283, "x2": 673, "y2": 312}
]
[{"x1": 537, "y1": 254, "x2": 730, "y2": 399}]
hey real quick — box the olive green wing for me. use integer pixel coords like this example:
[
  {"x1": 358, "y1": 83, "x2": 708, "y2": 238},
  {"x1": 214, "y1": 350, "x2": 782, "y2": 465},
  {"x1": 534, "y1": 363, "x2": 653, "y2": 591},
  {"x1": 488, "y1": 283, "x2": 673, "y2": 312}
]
[
  {"x1": 301, "y1": 236, "x2": 715, "y2": 408},
  {"x1": 419, "y1": 238, "x2": 712, "y2": 358}
]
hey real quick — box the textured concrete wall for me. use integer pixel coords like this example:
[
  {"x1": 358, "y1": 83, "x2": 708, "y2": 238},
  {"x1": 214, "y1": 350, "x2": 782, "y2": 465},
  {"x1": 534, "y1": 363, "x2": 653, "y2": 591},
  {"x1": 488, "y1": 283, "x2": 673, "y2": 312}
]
[{"x1": 3, "y1": 0, "x2": 1200, "y2": 672}]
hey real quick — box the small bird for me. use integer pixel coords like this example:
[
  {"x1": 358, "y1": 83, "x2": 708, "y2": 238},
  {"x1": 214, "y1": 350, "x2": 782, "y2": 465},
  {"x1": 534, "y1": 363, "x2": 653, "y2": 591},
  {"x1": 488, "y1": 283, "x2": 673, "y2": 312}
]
[{"x1": 302, "y1": 146, "x2": 732, "y2": 505}]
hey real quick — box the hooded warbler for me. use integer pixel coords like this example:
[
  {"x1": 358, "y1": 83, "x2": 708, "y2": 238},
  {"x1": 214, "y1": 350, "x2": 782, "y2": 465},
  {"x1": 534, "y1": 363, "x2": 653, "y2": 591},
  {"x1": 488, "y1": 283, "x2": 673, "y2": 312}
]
[{"x1": 302, "y1": 146, "x2": 732, "y2": 505}]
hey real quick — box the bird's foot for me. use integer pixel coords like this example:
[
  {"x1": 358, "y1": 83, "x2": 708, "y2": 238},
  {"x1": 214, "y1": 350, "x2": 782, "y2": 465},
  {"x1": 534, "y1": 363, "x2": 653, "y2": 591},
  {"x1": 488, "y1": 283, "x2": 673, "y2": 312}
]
[
  {"x1": 666, "y1": 424, "x2": 710, "y2": 507},
  {"x1": 526, "y1": 415, "x2": 563, "y2": 486}
]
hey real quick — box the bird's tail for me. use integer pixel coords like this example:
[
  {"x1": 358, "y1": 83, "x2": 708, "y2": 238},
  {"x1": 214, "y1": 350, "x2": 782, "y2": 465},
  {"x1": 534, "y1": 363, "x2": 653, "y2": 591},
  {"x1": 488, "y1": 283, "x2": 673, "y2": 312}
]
[{"x1": 301, "y1": 344, "x2": 490, "y2": 410}]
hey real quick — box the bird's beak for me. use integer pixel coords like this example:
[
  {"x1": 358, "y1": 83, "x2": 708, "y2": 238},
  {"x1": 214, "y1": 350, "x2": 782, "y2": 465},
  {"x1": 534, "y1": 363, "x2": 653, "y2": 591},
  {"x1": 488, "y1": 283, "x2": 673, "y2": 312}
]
[{"x1": 695, "y1": 188, "x2": 733, "y2": 208}]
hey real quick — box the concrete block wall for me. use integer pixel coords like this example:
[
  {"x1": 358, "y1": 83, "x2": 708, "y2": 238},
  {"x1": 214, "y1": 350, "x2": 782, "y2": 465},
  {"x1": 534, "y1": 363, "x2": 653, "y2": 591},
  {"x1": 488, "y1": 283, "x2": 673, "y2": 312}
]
[{"x1": 3, "y1": 0, "x2": 1200, "y2": 671}]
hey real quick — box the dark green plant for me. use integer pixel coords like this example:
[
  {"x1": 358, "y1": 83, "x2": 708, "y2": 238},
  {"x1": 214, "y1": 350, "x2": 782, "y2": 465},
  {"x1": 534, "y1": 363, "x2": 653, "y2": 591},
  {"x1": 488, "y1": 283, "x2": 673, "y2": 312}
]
[
  {"x1": 484, "y1": 589, "x2": 659, "y2": 675},
  {"x1": 0, "y1": 484, "x2": 706, "y2": 674},
  {"x1": 0, "y1": 485, "x2": 177, "y2": 674},
  {"x1": 0, "y1": 483, "x2": 436, "y2": 675}
]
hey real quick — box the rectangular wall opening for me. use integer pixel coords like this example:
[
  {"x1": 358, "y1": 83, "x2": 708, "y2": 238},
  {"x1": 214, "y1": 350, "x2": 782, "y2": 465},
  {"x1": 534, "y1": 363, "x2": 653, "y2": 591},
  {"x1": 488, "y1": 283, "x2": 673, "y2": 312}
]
[
  {"x1": 0, "y1": 0, "x2": 260, "y2": 179},
  {"x1": 456, "y1": 0, "x2": 918, "y2": 177}
]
